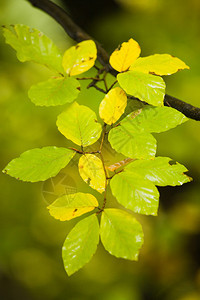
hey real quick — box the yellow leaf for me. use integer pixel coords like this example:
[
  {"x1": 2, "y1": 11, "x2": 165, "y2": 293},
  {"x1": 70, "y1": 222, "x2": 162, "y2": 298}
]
[
  {"x1": 47, "y1": 192, "x2": 98, "y2": 221},
  {"x1": 129, "y1": 54, "x2": 190, "y2": 75},
  {"x1": 62, "y1": 40, "x2": 97, "y2": 76},
  {"x1": 99, "y1": 87, "x2": 127, "y2": 125},
  {"x1": 109, "y1": 38, "x2": 141, "y2": 72},
  {"x1": 79, "y1": 154, "x2": 106, "y2": 193}
]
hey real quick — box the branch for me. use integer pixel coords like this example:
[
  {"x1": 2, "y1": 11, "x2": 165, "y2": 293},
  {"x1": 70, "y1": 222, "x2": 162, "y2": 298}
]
[{"x1": 27, "y1": 0, "x2": 200, "y2": 121}]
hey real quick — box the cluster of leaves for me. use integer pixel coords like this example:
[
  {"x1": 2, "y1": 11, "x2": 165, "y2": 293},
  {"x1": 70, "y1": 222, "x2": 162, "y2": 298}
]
[{"x1": 2, "y1": 25, "x2": 191, "y2": 276}]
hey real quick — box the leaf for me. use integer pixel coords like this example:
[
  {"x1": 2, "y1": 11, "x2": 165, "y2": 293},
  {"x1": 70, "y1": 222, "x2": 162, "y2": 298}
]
[
  {"x1": 56, "y1": 102, "x2": 102, "y2": 147},
  {"x1": 62, "y1": 214, "x2": 99, "y2": 276},
  {"x1": 130, "y1": 54, "x2": 189, "y2": 75},
  {"x1": 2, "y1": 147, "x2": 75, "y2": 182},
  {"x1": 28, "y1": 77, "x2": 80, "y2": 106},
  {"x1": 78, "y1": 154, "x2": 106, "y2": 193},
  {"x1": 100, "y1": 209, "x2": 144, "y2": 260},
  {"x1": 48, "y1": 192, "x2": 98, "y2": 221},
  {"x1": 108, "y1": 105, "x2": 188, "y2": 159},
  {"x1": 125, "y1": 156, "x2": 191, "y2": 186},
  {"x1": 99, "y1": 87, "x2": 127, "y2": 125},
  {"x1": 110, "y1": 172, "x2": 159, "y2": 215},
  {"x1": 2, "y1": 24, "x2": 63, "y2": 73},
  {"x1": 108, "y1": 126, "x2": 157, "y2": 159},
  {"x1": 117, "y1": 70, "x2": 166, "y2": 106},
  {"x1": 62, "y1": 40, "x2": 97, "y2": 76},
  {"x1": 122, "y1": 105, "x2": 188, "y2": 133},
  {"x1": 106, "y1": 158, "x2": 134, "y2": 172},
  {"x1": 109, "y1": 38, "x2": 141, "y2": 72}
]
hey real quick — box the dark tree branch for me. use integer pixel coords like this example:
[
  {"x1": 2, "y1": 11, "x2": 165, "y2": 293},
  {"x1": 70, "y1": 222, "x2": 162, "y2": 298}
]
[{"x1": 27, "y1": 0, "x2": 200, "y2": 121}]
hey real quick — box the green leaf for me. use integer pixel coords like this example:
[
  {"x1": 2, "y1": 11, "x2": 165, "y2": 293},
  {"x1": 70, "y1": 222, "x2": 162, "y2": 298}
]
[
  {"x1": 110, "y1": 172, "x2": 159, "y2": 215},
  {"x1": 125, "y1": 156, "x2": 191, "y2": 186},
  {"x1": 108, "y1": 125, "x2": 157, "y2": 159},
  {"x1": 78, "y1": 154, "x2": 106, "y2": 193},
  {"x1": 56, "y1": 102, "x2": 102, "y2": 147},
  {"x1": 62, "y1": 40, "x2": 97, "y2": 76},
  {"x1": 48, "y1": 192, "x2": 98, "y2": 221},
  {"x1": 99, "y1": 87, "x2": 127, "y2": 125},
  {"x1": 108, "y1": 106, "x2": 188, "y2": 159},
  {"x1": 62, "y1": 214, "x2": 99, "y2": 276},
  {"x1": 121, "y1": 105, "x2": 188, "y2": 133},
  {"x1": 100, "y1": 209, "x2": 144, "y2": 260},
  {"x1": 3, "y1": 147, "x2": 75, "y2": 182},
  {"x1": 2, "y1": 24, "x2": 63, "y2": 73},
  {"x1": 129, "y1": 54, "x2": 189, "y2": 75},
  {"x1": 117, "y1": 70, "x2": 165, "y2": 106},
  {"x1": 28, "y1": 77, "x2": 80, "y2": 106}
]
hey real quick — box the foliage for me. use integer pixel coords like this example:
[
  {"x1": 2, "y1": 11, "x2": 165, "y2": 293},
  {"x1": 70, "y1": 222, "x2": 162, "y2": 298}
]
[{"x1": 2, "y1": 24, "x2": 191, "y2": 276}]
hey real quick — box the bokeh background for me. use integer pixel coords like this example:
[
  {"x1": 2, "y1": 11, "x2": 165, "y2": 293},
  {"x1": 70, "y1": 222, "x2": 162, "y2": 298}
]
[{"x1": 0, "y1": 0, "x2": 200, "y2": 299}]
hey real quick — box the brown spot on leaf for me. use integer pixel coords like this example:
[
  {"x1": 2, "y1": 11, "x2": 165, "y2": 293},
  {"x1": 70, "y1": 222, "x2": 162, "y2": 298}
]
[
  {"x1": 77, "y1": 87, "x2": 81, "y2": 91},
  {"x1": 75, "y1": 45, "x2": 80, "y2": 49}
]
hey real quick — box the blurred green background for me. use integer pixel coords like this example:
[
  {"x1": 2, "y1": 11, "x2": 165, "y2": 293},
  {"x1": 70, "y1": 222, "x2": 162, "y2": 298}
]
[{"x1": 0, "y1": 0, "x2": 200, "y2": 299}]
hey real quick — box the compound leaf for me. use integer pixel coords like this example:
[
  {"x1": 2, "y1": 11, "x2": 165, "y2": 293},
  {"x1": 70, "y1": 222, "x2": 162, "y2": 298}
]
[
  {"x1": 62, "y1": 214, "x2": 99, "y2": 276},
  {"x1": 2, "y1": 24, "x2": 63, "y2": 73},
  {"x1": 117, "y1": 71, "x2": 165, "y2": 106},
  {"x1": 56, "y1": 102, "x2": 102, "y2": 147},
  {"x1": 99, "y1": 87, "x2": 127, "y2": 125},
  {"x1": 100, "y1": 209, "x2": 144, "y2": 260},
  {"x1": 28, "y1": 77, "x2": 80, "y2": 106},
  {"x1": 79, "y1": 154, "x2": 106, "y2": 193},
  {"x1": 110, "y1": 172, "x2": 159, "y2": 215},
  {"x1": 130, "y1": 54, "x2": 189, "y2": 75},
  {"x1": 109, "y1": 38, "x2": 141, "y2": 72},
  {"x1": 48, "y1": 192, "x2": 98, "y2": 221},
  {"x1": 62, "y1": 40, "x2": 97, "y2": 76},
  {"x1": 2, "y1": 147, "x2": 75, "y2": 182},
  {"x1": 125, "y1": 156, "x2": 191, "y2": 186}
]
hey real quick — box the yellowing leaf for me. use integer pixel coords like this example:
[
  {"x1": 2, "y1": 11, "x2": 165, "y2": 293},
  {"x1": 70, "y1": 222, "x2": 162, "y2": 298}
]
[
  {"x1": 47, "y1": 192, "x2": 98, "y2": 221},
  {"x1": 79, "y1": 154, "x2": 106, "y2": 193},
  {"x1": 109, "y1": 38, "x2": 141, "y2": 72},
  {"x1": 56, "y1": 102, "x2": 102, "y2": 147},
  {"x1": 129, "y1": 54, "x2": 189, "y2": 75},
  {"x1": 62, "y1": 40, "x2": 97, "y2": 76},
  {"x1": 106, "y1": 158, "x2": 134, "y2": 172},
  {"x1": 99, "y1": 87, "x2": 127, "y2": 125}
]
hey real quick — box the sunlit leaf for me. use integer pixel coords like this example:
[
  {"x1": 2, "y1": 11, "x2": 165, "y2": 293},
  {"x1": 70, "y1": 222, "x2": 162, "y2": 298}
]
[
  {"x1": 2, "y1": 24, "x2": 63, "y2": 73},
  {"x1": 108, "y1": 126, "x2": 157, "y2": 159},
  {"x1": 125, "y1": 156, "x2": 192, "y2": 186},
  {"x1": 28, "y1": 77, "x2": 80, "y2": 106},
  {"x1": 130, "y1": 54, "x2": 189, "y2": 75},
  {"x1": 109, "y1": 38, "x2": 141, "y2": 72},
  {"x1": 117, "y1": 70, "x2": 165, "y2": 106},
  {"x1": 100, "y1": 209, "x2": 144, "y2": 259},
  {"x1": 110, "y1": 172, "x2": 159, "y2": 215},
  {"x1": 122, "y1": 105, "x2": 188, "y2": 133},
  {"x1": 48, "y1": 192, "x2": 98, "y2": 221},
  {"x1": 62, "y1": 214, "x2": 99, "y2": 276},
  {"x1": 79, "y1": 154, "x2": 106, "y2": 193},
  {"x1": 108, "y1": 105, "x2": 188, "y2": 159},
  {"x1": 99, "y1": 87, "x2": 127, "y2": 125},
  {"x1": 62, "y1": 40, "x2": 97, "y2": 76},
  {"x1": 2, "y1": 147, "x2": 75, "y2": 182},
  {"x1": 56, "y1": 102, "x2": 102, "y2": 147}
]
